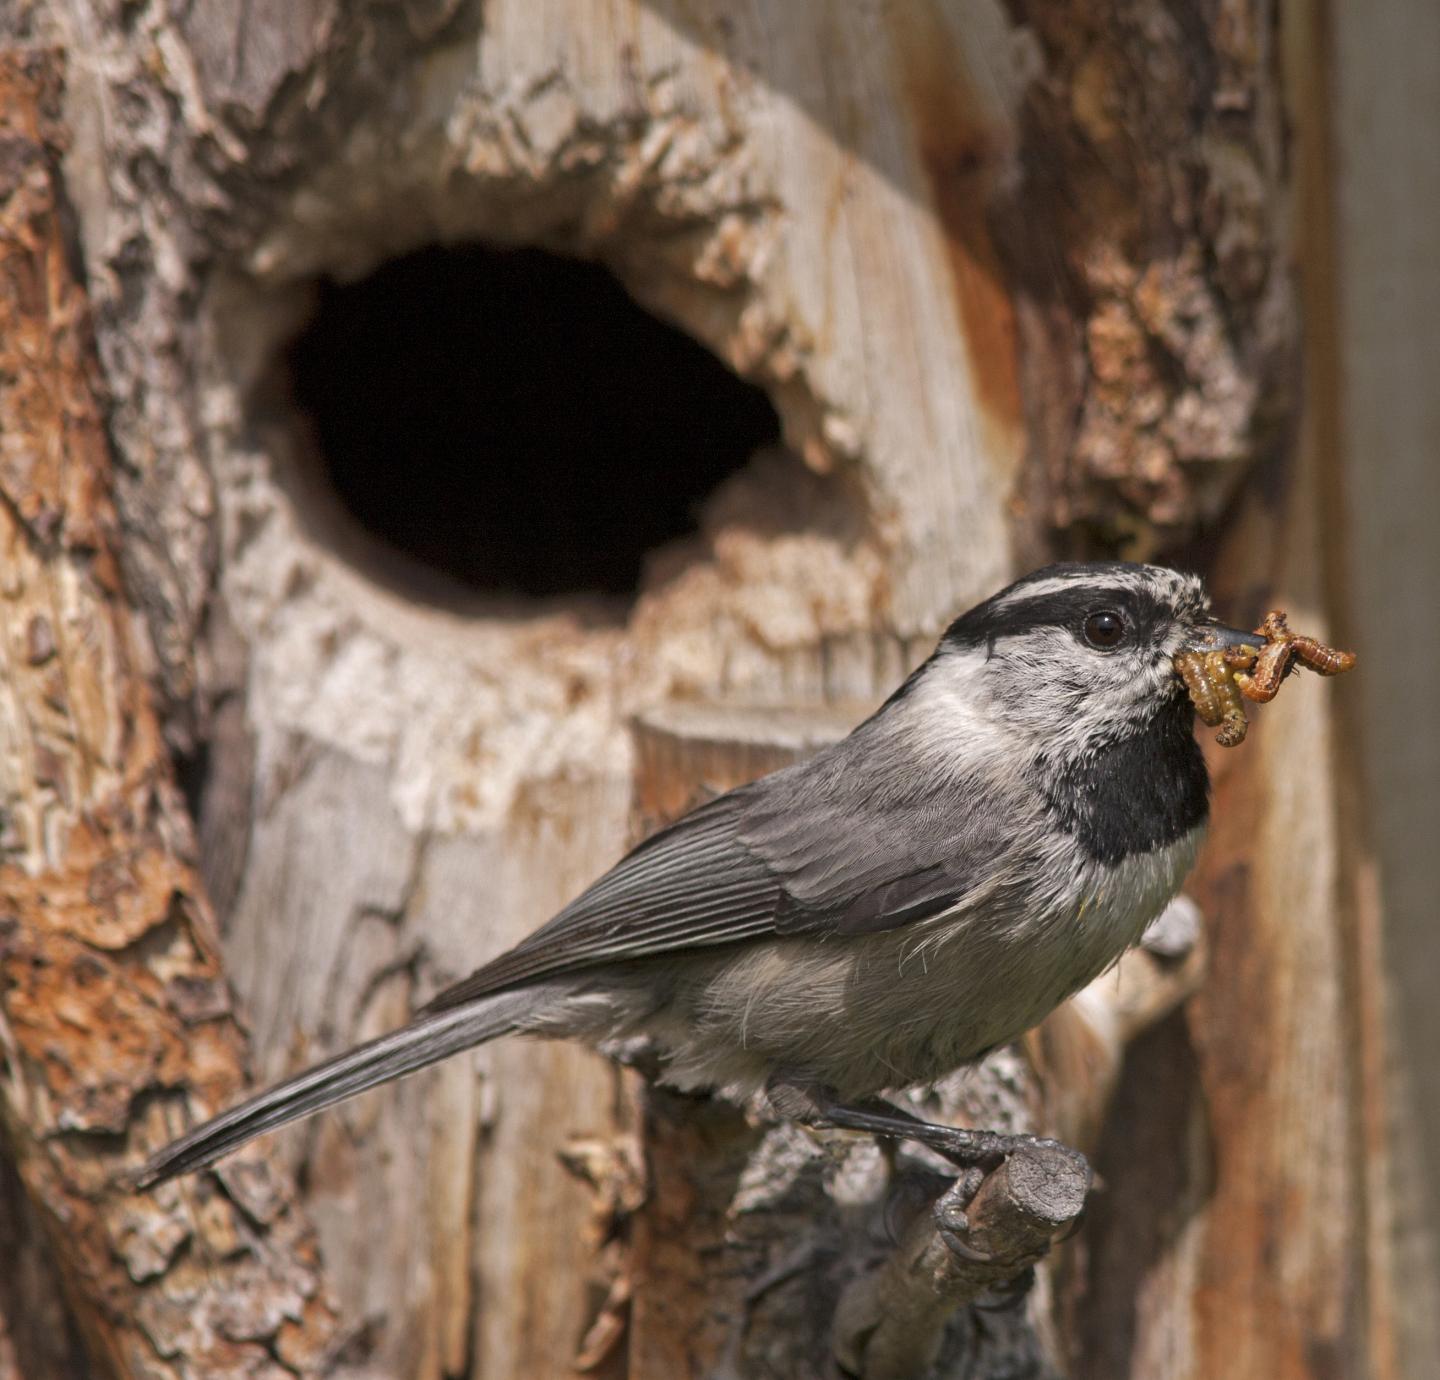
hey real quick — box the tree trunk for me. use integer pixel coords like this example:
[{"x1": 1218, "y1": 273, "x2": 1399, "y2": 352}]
[
  {"x1": 0, "y1": 50, "x2": 335, "y2": 1378},
  {"x1": 0, "y1": 1, "x2": 1414, "y2": 1377}
]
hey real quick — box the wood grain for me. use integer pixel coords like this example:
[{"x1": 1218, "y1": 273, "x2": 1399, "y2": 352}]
[
  {"x1": 10, "y1": 0, "x2": 1403, "y2": 1375},
  {"x1": 0, "y1": 50, "x2": 335, "y2": 1380}
]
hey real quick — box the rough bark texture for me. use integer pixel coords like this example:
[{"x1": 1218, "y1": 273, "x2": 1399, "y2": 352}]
[
  {"x1": 1060, "y1": 12, "x2": 1399, "y2": 1375},
  {"x1": 0, "y1": 1145, "x2": 91, "y2": 1380},
  {"x1": 997, "y1": 0, "x2": 1294, "y2": 555},
  {"x1": 0, "y1": 1, "x2": 1408, "y2": 1377},
  {"x1": 0, "y1": 49, "x2": 336, "y2": 1379}
]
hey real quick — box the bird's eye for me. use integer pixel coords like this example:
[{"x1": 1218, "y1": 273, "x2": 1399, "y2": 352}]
[{"x1": 1082, "y1": 610, "x2": 1126, "y2": 649}]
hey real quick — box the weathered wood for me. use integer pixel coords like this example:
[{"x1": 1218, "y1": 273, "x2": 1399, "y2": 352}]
[
  {"x1": 1059, "y1": 7, "x2": 1402, "y2": 1376},
  {"x1": 1074, "y1": 486, "x2": 1383, "y2": 1380},
  {"x1": 12, "y1": 0, "x2": 1404, "y2": 1376},
  {"x1": 0, "y1": 50, "x2": 335, "y2": 1379},
  {"x1": 0, "y1": 1143, "x2": 92, "y2": 1380},
  {"x1": 995, "y1": 0, "x2": 1295, "y2": 559}
]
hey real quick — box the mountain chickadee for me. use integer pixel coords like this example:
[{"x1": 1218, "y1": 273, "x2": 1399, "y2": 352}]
[{"x1": 140, "y1": 560, "x2": 1260, "y2": 1185}]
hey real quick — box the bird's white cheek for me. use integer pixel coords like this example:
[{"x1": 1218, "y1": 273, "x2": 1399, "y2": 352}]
[{"x1": 898, "y1": 650, "x2": 1013, "y2": 765}]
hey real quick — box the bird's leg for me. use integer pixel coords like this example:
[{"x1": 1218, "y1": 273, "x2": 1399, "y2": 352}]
[{"x1": 767, "y1": 1077, "x2": 1075, "y2": 1172}]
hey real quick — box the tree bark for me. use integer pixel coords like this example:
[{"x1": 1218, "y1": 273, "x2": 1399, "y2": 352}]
[
  {"x1": 0, "y1": 2, "x2": 1409, "y2": 1377},
  {"x1": 0, "y1": 49, "x2": 336, "y2": 1378}
]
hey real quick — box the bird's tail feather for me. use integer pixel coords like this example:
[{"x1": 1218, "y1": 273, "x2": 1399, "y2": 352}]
[{"x1": 136, "y1": 988, "x2": 533, "y2": 1187}]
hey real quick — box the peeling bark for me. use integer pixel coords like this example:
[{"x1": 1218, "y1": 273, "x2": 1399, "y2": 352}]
[
  {"x1": 0, "y1": 1142, "x2": 92, "y2": 1380},
  {"x1": 994, "y1": 0, "x2": 1295, "y2": 556},
  {"x1": 0, "y1": 50, "x2": 335, "y2": 1379},
  {"x1": 0, "y1": 2, "x2": 1401, "y2": 1378}
]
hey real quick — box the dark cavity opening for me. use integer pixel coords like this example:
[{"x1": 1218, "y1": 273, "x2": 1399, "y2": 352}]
[{"x1": 285, "y1": 243, "x2": 782, "y2": 600}]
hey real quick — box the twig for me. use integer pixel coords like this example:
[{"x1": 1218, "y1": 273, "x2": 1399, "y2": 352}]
[{"x1": 834, "y1": 1143, "x2": 1090, "y2": 1379}]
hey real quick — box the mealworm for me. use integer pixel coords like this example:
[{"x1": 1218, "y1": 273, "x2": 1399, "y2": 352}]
[
  {"x1": 1173, "y1": 607, "x2": 1355, "y2": 746},
  {"x1": 1290, "y1": 636, "x2": 1358, "y2": 677},
  {"x1": 1174, "y1": 649, "x2": 1252, "y2": 746}
]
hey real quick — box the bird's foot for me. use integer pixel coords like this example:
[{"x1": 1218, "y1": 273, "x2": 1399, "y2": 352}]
[
  {"x1": 766, "y1": 1076, "x2": 1085, "y2": 1176},
  {"x1": 923, "y1": 1127, "x2": 1073, "y2": 1172}
]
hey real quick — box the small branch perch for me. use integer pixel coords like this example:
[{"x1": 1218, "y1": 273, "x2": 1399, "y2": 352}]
[{"x1": 834, "y1": 1144, "x2": 1091, "y2": 1380}]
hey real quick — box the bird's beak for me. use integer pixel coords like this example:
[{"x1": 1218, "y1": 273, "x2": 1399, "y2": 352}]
[{"x1": 1184, "y1": 620, "x2": 1261, "y2": 653}]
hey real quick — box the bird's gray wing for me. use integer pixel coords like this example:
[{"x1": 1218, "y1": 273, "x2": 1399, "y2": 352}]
[
  {"x1": 751, "y1": 763, "x2": 1012, "y2": 936},
  {"x1": 421, "y1": 786, "x2": 782, "y2": 1010},
  {"x1": 421, "y1": 750, "x2": 1006, "y2": 1013}
]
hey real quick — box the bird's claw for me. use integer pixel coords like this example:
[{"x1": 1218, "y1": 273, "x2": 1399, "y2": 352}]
[{"x1": 929, "y1": 1128, "x2": 1061, "y2": 1170}]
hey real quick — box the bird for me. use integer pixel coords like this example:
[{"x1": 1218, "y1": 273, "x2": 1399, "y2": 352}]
[{"x1": 137, "y1": 560, "x2": 1258, "y2": 1187}]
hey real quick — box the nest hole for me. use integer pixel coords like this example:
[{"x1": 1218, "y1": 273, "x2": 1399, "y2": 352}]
[{"x1": 284, "y1": 243, "x2": 782, "y2": 602}]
